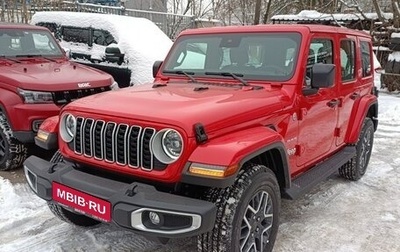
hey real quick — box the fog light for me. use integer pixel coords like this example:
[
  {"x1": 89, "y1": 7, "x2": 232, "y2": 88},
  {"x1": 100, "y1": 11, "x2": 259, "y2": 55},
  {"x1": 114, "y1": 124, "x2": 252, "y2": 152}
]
[
  {"x1": 149, "y1": 211, "x2": 161, "y2": 225},
  {"x1": 32, "y1": 120, "x2": 44, "y2": 132}
]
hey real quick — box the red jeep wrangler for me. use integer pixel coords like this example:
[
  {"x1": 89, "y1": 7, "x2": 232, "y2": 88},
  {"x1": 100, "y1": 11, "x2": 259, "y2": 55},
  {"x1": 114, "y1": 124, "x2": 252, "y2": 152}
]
[
  {"x1": 0, "y1": 23, "x2": 117, "y2": 171},
  {"x1": 24, "y1": 24, "x2": 378, "y2": 251}
]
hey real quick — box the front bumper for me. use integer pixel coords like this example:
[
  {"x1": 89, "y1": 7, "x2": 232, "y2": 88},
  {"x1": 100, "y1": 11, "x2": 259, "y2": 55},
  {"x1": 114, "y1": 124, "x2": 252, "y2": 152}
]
[{"x1": 23, "y1": 156, "x2": 216, "y2": 238}]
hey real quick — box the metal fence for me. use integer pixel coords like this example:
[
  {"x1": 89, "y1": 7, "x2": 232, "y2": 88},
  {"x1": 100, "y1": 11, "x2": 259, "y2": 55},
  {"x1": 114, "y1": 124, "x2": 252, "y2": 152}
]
[{"x1": 0, "y1": 1, "x2": 195, "y2": 38}]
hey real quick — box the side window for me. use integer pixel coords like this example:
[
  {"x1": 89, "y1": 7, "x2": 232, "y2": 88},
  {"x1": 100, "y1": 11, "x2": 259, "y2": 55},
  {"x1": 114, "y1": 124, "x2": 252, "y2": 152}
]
[
  {"x1": 36, "y1": 22, "x2": 58, "y2": 35},
  {"x1": 340, "y1": 40, "x2": 356, "y2": 82},
  {"x1": 62, "y1": 27, "x2": 90, "y2": 45},
  {"x1": 360, "y1": 41, "x2": 372, "y2": 77},
  {"x1": 305, "y1": 39, "x2": 333, "y2": 86},
  {"x1": 32, "y1": 33, "x2": 57, "y2": 53},
  {"x1": 93, "y1": 29, "x2": 117, "y2": 46}
]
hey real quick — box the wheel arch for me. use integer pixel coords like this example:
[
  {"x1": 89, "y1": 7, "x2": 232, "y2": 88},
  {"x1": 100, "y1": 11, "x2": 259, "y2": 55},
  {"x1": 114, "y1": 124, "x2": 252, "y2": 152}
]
[
  {"x1": 182, "y1": 126, "x2": 291, "y2": 190},
  {"x1": 345, "y1": 94, "x2": 378, "y2": 144},
  {"x1": 240, "y1": 143, "x2": 290, "y2": 192},
  {"x1": 0, "y1": 88, "x2": 24, "y2": 130}
]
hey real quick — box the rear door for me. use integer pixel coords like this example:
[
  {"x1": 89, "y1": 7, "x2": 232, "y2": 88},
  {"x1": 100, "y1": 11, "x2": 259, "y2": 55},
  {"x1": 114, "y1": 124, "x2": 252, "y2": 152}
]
[{"x1": 335, "y1": 36, "x2": 370, "y2": 146}]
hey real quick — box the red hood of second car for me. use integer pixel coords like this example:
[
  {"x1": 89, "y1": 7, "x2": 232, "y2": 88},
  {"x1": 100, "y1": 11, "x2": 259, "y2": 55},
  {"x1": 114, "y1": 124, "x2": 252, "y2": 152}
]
[
  {"x1": 0, "y1": 59, "x2": 112, "y2": 91},
  {"x1": 64, "y1": 82, "x2": 287, "y2": 136}
]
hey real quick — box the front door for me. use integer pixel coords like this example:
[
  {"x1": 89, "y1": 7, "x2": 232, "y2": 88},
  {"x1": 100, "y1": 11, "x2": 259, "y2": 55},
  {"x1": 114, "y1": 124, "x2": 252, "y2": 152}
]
[{"x1": 296, "y1": 37, "x2": 339, "y2": 168}]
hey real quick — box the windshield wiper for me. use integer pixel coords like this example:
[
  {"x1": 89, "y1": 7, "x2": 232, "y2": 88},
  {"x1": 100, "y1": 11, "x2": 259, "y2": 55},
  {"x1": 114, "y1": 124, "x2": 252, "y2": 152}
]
[
  {"x1": 0, "y1": 56, "x2": 21, "y2": 63},
  {"x1": 163, "y1": 70, "x2": 198, "y2": 83},
  {"x1": 205, "y1": 71, "x2": 249, "y2": 86},
  {"x1": 16, "y1": 54, "x2": 40, "y2": 58},
  {"x1": 16, "y1": 54, "x2": 58, "y2": 62}
]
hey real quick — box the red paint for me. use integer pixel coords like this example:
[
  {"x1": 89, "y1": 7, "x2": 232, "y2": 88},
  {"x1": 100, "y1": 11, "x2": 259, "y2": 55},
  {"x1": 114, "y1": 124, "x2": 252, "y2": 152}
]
[
  {"x1": 57, "y1": 24, "x2": 377, "y2": 183},
  {"x1": 0, "y1": 23, "x2": 113, "y2": 133}
]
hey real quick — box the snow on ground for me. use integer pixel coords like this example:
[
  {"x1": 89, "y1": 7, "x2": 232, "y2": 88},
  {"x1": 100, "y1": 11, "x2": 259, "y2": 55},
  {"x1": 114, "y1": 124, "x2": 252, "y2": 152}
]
[{"x1": 1, "y1": 91, "x2": 399, "y2": 252}]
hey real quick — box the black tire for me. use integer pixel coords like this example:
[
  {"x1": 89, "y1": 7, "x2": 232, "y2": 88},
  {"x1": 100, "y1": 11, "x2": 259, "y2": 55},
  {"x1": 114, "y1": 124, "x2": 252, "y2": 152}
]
[
  {"x1": 339, "y1": 118, "x2": 374, "y2": 181},
  {"x1": 198, "y1": 164, "x2": 281, "y2": 252},
  {"x1": 47, "y1": 150, "x2": 101, "y2": 227},
  {"x1": 0, "y1": 112, "x2": 28, "y2": 171}
]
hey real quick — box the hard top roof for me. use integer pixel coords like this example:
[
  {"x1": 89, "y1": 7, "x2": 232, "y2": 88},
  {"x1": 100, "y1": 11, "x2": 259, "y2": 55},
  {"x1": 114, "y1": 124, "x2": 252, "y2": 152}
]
[
  {"x1": 178, "y1": 24, "x2": 371, "y2": 38},
  {"x1": 0, "y1": 22, "x2": 48, "y2": 31}
]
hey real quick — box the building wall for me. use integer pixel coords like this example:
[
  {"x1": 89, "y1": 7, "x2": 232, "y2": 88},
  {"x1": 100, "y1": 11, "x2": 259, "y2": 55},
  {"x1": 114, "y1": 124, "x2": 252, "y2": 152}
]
[{"x1": 124, "y1": 0, "x2": 167, "y2": 12}]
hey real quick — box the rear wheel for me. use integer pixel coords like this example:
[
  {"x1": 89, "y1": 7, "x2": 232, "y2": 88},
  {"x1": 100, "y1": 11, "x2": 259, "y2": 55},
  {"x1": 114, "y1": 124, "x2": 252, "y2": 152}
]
[
  {"x1": 339, "y1": 118, "x2": 374, "y2": 181},
  {"x1": 198, "y1": 164, "x2": 281, "y2": 252},
  {"x1": 0, "y1": 112, "x2": 27, "y2": 171},
  {"x1": 47, "y1": 150, "x2": 101, "y2": 226}
]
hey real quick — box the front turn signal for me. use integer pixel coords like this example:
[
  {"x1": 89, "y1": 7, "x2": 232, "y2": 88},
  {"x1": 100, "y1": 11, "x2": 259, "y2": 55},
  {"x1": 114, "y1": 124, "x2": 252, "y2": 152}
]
[
  {"x1": 36, "y1": 130, "x2": 50, "y2": 142},
  {"x1": 189, "y1": 163, "x2": 238, "y2": 178}
]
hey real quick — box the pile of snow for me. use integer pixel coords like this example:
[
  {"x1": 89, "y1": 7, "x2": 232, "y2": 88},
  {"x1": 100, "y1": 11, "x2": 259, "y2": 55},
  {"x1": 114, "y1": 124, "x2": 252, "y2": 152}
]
[
  {"x1": 31, "y1": 12, "x2": 173, "y2": 85},
  {"x1": 272, "y1": 10, "x2": 393, "y2": 22}
]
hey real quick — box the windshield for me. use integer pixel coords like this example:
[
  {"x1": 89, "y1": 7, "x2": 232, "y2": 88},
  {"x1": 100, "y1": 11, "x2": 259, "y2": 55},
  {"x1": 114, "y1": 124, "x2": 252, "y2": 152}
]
[
  {"x1": 0, "y1": 29, "x2": 63, "y2": 57},
  {"x1": 162, "y1": 32, "x2": 301, "y2": 81}
]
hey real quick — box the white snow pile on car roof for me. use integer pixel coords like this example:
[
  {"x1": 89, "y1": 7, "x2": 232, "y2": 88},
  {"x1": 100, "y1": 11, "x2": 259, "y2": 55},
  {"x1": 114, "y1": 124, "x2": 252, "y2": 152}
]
[
  {"x1": 31, "y1": 11, "x2": 173, "y2": 85},
  {"x1": 272, "y1": 10, "x2": 393, "y2": 21}
]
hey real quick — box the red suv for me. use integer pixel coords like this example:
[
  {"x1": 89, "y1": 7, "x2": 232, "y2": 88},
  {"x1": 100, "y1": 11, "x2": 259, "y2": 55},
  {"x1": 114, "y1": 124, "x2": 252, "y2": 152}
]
[
  {"x1": 25, "y1": 24, "x2": 378, "y2": 251},
  {"x1": 0, "y1": 23, "x2": 116, "y2": 171}
]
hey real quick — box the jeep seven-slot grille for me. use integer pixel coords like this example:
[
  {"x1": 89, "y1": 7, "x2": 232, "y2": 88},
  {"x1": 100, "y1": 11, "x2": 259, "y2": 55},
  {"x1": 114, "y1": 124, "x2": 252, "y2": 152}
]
[
  {"x1": 52, "y1": 87, "x2": 111, "y2": 105},
  {"x1": 74, "y1": 117, "x2": 167, "y2": 171}
]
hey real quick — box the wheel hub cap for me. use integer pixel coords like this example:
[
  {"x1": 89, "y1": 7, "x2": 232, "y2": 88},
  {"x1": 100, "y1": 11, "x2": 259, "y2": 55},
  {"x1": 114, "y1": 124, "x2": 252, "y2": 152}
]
[
  {"x1": 240, "y1": 190, "x2": 273, "y2": 252},
  {"x1": 359, "y1": 127, "x2": 372, "y2": 174}
]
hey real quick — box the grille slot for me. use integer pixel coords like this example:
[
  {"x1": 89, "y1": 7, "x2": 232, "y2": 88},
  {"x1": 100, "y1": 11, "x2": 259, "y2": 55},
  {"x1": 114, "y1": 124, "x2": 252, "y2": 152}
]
[
  {"x1": 141, "y1": 128, "x2": 155, "y2": 170},
  {"x1": 116, "y1": 124, "x2": 129, "y2": 165},
  {"x1": 128, "y1": 126, "x2": 142, "y2": 168},
  {"x1": 74, "y1": 117, "x2": 84, "y2": 154},
  {"x1": 52, "y1": 87, "x2": 111, "y2": 105},
  {"x1": 104, "y1": 122, "x2": 116, "y2": 163},
  {"x1": 93, "y1": 121, "x2": 105, "y2": 159},
  {"x1": 73, "y1": 118, "x2": 162, "y2": 171},
  {"x1": 83, "y1": 119, "x2": 94, "y2": 157}
]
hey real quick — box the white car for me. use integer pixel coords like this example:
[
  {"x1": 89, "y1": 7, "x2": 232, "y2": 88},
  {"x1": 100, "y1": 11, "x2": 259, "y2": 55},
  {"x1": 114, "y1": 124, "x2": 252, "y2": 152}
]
[{"x1": 31, "y1": 11, "x2": 173, "y2": 88}]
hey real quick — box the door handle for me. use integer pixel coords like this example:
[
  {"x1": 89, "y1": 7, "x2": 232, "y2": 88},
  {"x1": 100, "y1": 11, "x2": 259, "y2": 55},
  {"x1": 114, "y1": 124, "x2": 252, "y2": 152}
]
[
  {"x1": 350, "y1": 92, "x2": 360, "y2": 100},
  {"x1": 327, "y1": 99, "x2": 339, "y2": 108}
]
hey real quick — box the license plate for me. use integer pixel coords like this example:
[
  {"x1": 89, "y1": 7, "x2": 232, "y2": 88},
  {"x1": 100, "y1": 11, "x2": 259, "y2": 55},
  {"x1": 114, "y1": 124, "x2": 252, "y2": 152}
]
[{"x1": 52, "y1": 182, "x2": 111, "y2": 222}]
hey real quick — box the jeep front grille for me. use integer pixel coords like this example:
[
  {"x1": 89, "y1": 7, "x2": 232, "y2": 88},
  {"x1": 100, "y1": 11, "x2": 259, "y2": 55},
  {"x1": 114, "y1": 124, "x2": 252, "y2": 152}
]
[
  {"x1": 52, "y1": 87, "x2": 110, "y2": 105},
  {"x1": 74, "y1": 117, "x2": 167, "y2": 171}
]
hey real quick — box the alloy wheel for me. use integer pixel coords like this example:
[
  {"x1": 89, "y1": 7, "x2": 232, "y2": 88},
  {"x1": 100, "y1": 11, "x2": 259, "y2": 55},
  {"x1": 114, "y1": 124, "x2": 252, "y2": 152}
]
[
  {"x1": 239, "y1": 190, "x2": 274, "y2": 252},
  {"x1": 359, "y1": 126, "x2": 373, "y2": 174}
]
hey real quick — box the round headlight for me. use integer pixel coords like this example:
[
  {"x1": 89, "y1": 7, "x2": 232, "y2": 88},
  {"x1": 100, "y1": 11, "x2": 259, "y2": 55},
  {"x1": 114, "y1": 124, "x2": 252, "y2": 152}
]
[
  {"x1": 65, "y1": 114, "x2": 76, "y2": 137},
  {"x1": 162, "y1": 130, "x2": 183, "y2": 159},
  {"x1": 152, "y1": 129, "x2": 183, "y2": 164},
  {"x1": 60, "y1": 113, "x2": 76, "y2": 143}
]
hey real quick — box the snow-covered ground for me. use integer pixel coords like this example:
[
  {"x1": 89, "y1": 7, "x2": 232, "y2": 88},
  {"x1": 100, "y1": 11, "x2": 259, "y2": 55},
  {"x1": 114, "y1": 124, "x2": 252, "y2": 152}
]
[{"x1": 1, "y1": 90, "x2": 399, "y2": 252}]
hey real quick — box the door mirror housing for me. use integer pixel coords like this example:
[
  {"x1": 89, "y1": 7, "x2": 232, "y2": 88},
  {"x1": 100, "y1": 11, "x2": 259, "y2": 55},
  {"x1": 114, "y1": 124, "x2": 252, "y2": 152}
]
[
  {"x1": 105, "y1": 46, "x2": 124, "y2": 65},
  {"x1": 311, "y1": 63, "x2": 335, "y2": 88},
  {"x1": 153, "y1": 61, "x2": 163, "y2": 78}
]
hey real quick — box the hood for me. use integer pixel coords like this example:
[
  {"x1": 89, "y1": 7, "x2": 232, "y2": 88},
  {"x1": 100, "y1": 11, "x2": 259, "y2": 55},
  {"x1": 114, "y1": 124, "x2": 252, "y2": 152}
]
[
  {"x1": 65, "y1": 82, "x2": 287, "y2": 136},
  {"x1": 0, "y1": 59, "x2": 112, "y2": 91}
]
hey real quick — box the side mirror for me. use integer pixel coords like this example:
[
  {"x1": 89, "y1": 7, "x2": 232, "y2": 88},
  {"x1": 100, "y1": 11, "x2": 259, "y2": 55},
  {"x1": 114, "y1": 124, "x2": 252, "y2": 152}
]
[
  {"x1": 153, "y1": 61, "x2": 163, "y2": 78},
  {"x1": 105, "y1": 46, "x2": 124, "y2": 65},
  {"x1": 311, "y1": 63, "x2": 335, "y2": 88}
]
